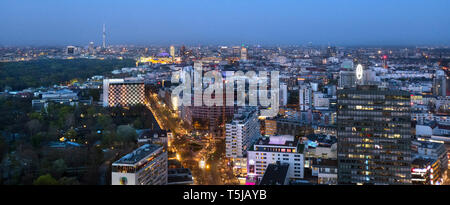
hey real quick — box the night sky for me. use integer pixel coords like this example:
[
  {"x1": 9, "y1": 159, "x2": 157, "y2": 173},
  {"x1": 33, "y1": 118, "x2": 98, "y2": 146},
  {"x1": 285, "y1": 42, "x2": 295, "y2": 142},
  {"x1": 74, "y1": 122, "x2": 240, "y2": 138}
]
[{"x1": 1, "y1": 0, "x2": 449, "y2": 46}]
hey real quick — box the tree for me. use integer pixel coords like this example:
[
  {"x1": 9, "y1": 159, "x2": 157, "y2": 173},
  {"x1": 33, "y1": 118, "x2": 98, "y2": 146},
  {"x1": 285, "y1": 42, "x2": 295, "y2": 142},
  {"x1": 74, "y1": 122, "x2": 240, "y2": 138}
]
[
  {"x1": 97, "y1": 115, "x2": 115, "y2": 131},
  {"x1": 29, "y1": 112, "x2": 43, "y2": 121},
  {"x1": 0, "y1": 136, "x2": 6, "y2": 161},
  {"x1": 26, "y1": 119, "x2": 41, "y2": 137},
  {"x1": 51, "y1": 159, "x2": 67, "y2": 178},
  {"x1": 116, "y1": 125, "x2": 137, "y2": 143},
  {"x1": 31, "y1": 133, "x2": 44, "y2": 148},
  {"x1": 0, "y1": 59, "x2": 135, "y2": 91},
  {"x1": 33, "y1": 174, "x2": 59, "y2": 185},
  {"x1": 101, "y1": 132, "x2": 115, "y2": 147},
  {"x1": 132, "y1": 118, "x2": 144, "y2": 129},
  {"x1": 58, "y1": 177, "x2": 80, "y2": 185},
  {"x1": 64, "y1": 128, "x2": 77, "y2": 140}
]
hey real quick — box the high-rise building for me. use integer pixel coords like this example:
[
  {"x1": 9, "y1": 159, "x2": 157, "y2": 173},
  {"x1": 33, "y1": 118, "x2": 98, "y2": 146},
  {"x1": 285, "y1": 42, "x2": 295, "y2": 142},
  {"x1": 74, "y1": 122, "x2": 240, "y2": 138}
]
[
  {"x1": 180, "y1": 45, "x2": 186, "y2": 61},
  {"x1": 433, "y1": 69, "x2": 447, "y2": 97},
  {"x1": 225, "y1": 107, "x2": 260, "y2": 180},
  {"x1": 102, "y1": 24, "x2": 106, "y2": 49},
  {"x1": 339, "y1": 71, "x2": 356, "y2": 89},
  {"x1": 226, "y1": 107, "x2": 261, "y2": 159},
  {"x1": 102, "y1": 78, "x2": 145, "y2": 107},
  {"x1": 280, "y1": 82, "x2": 288, "y2": 106},
  {"x1": 337, "y1": 85, "x2": 412, "y2": 184},
  {"x1": 240, "y1": 46, "x2": 248, "y2": 61},
  {"x1": 66, "y1": 46, "x2": 77, "y2": 55},
  {"x1": 326, "y1": 46, "x2": 337, "y2": 57},
  {"x1": 170, "y1": 45, "x2": 175, "y2": 58},
  {"x1": 180, "y1": 62, "x2": 236, "y2": 138},
  {"x1": 88, "y1": 42, "x2": 95, "y2": 55},
  {"x1": 111, "y1": 144, "x2": 168, "y2": 185},
  {"x1": 232, "y1": 46, "x2": 240, "y2": 58},
  {"x1": 247, "y1": 135, "x2": 305, "y2": 184},
  {"x1": 299, "y1": 84, "x2": 312, "y2": 111}
]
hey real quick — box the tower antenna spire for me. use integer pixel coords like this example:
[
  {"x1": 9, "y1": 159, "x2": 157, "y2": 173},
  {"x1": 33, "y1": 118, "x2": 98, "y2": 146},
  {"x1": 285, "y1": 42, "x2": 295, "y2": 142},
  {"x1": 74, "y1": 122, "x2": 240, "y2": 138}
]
[{"x1": 102, "y1": 24, "x2": 106, "y2": 49}]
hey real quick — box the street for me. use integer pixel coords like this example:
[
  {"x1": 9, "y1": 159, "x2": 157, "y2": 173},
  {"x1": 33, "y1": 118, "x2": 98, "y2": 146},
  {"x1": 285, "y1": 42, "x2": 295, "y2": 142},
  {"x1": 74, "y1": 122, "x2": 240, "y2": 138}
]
[{"x1": 145, "y1": 92, "x2": 239, "y2": 185}]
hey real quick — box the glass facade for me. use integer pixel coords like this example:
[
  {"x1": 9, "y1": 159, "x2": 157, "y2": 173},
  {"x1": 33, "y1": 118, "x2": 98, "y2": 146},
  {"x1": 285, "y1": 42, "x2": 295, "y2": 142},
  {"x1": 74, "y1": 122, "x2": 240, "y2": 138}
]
[{"x1": 337, "y1": 85, "x2": 412, "y2": 184}]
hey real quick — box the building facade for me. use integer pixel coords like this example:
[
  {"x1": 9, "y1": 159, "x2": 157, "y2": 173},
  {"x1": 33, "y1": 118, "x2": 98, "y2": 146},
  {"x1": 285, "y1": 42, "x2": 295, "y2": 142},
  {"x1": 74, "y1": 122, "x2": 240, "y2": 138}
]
[
  {"x1": 337, "y1": 85, "x2": 412, "y2": 184},
  {"x1": 102, "y1": 78, "x2": 145, "y2": 107},
  {"x1": 111, "y1": 144, "x2": 168, "y2": 185},
  {"x1": 299, "y1": 84, "x2": 312, "y2": 111},
  {"x1": 226, "y1": 107, "x2": 261, "y2": 159},
  {"x1": 247, "y1": 135, "x2": 305, "y2": 184}
]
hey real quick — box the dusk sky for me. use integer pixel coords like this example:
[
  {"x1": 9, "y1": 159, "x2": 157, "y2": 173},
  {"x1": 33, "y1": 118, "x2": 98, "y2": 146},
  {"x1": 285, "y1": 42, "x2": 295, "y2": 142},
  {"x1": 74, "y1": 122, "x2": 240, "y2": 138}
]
[{"x1": 1, "y1": 0, "x2": 449, "y2": 46}]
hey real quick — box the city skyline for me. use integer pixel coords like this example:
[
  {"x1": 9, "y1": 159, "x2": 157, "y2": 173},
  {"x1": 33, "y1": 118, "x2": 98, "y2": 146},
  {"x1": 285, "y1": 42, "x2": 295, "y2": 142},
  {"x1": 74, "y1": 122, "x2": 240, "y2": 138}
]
[
  {"x1": 1, "y1": 0, "x2": 450, "y2": 46},
  {"x1": 1, "y1": 0, "x2": 450, "y2": 194}
]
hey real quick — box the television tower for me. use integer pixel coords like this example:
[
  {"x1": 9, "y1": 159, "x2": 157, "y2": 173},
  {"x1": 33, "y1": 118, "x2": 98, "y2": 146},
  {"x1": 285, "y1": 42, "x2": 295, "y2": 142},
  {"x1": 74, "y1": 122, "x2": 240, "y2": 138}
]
[{"x1": 102, "y1": 24, "x2": 106, "y2": 49}]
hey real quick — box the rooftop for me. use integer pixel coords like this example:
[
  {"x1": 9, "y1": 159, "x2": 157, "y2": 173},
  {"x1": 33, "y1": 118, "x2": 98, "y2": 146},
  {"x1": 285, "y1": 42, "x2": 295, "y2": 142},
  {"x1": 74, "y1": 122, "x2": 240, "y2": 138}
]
[
  {"x1": 413, "y1": 139, "x2": 444, "y2": 150},
  {"x1": 256, "y1": 135, "x2": 298, "y2": 147},
  {"x1": 105, "y1": 78, "x2": 144, "y2": 84},
  {"x1": 138, "y1": 129, "x2": 167, "y2": 140},
  {"x1": 306, "y1": 134, "x2": 337, "y2": 148},
  {"x1": 113, "y1": 144, "x2": 162, "y2": 165},
  {"x1": 412, "y1": 157, "x2": 435, "y2": 166},
  {"x1": 228, "y1": 107, "x2": 258, "y2": 124},
  {"x1": 252, "y1": 135, "x2": 305, "y2": 153}
]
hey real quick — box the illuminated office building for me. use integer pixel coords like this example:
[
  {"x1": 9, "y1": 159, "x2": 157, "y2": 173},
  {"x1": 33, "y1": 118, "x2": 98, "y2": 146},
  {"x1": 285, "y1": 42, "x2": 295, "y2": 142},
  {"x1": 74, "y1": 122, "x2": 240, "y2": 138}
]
[{"x1": 337, "y1": 85, "x2": 412, "y2": 184}]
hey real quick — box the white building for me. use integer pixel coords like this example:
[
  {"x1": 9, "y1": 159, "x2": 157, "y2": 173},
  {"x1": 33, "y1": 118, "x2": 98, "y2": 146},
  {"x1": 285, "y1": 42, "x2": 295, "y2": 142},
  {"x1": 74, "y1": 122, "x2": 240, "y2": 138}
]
[
  {"x1": 299, "y1": 84, "x2": 312, "y2": 111},
  {"x1": 247, "y1": 135, "x2": 305, "y2": 184},
  {"x1": 225, "y1": 107, "x2": 260, "y2": 181},
  {"x1": 111, "y1": 144, "x2": 167, "y2": 185},
  {"x1": 280, "y1": 82, "x2": 288, "y2": 106},
  {"x1": 433, "y1": 69, "x2": 447, "y2": 97},
  {"x1": 226, "y1": 107, "x2": 261, "y2": 159},
  {"x1": 313, "y1": 92, "x2": 330, "y2": 109}
]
